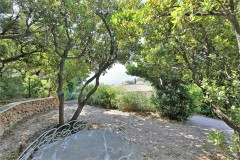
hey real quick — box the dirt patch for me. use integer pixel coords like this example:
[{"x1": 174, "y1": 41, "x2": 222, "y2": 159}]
[{"x1": 0, "y1": 103, "x2": 224, "y2": 160}]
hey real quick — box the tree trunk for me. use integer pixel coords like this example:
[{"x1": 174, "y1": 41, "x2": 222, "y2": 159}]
[
  {"x1": 71, "y1": 102, "x2": 85, "y2": 121},
  {"x1": 235, "y1": 31, "x2": 240, "y2": 55},
  {"x1": 211, "y1": 103, "x2": 240, "y2": 134},
  {"x1": 70, "y1": 10, "x2": 116, "y2": 121},
  {"x1": 226, "y1": 13, "x2": 240, "y2": 55},
  {"x1": 57, "y1": 58, "x2": 65, "y2": 126},
  {"x1": 71, "y1": 76, "x2": 100, "y2": 121},
  {"x1": 191, "y1": 78, "x2": 240, "y2": 134}
]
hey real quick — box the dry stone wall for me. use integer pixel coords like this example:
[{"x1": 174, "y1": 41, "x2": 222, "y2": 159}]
[{"x1": 0, "y1": 97, "x2": 59, "y2": 128}]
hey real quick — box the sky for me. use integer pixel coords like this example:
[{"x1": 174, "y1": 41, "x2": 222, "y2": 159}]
[
  {"x1": 98, "y1": 63, "x2": 138, "y2": 85},
  {"x1": 106, "y1": 63, "x2": 126, "y2": 73}
]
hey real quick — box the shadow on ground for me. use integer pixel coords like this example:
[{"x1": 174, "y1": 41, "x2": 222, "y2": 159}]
[{"x1": 64, "y1": 101, "x2": 230, "y2": 160}]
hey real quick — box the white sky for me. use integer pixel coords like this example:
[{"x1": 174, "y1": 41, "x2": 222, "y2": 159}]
[
  {"x1": 106, "y1": 63, "x2": 127, "y2": 73},
  {"x1": 97, "y1": 63, "x2": 137, "y2": 85}
]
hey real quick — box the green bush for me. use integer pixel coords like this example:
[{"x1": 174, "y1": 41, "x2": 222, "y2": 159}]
[
  {"x1": 154, "y1": 77, "x2": 196, "y2": 121},
  {"x1": 187, "y1": 84, "x2": 203, "y2": 108},
  {"x1": 83, "y1": 84, "x2": 154, "y2": 112},
  {"x1": 64, "y1": 78, "x2": 82, "y2": 100},
  {"x1": 188, "y1": 84, "x2": 218, "y2": 118},
  {"x1": 63, "y1": 83, "x2": 72, "y2": 100},
  {"x1": 227, "y1": 106, "x2": 240, "y2": 126},
  {"x1": 197, "y1": 104, "x2": 217, "y2": 118},
  {"x1": 23, "y1": 75, "x2": 49, "y2": 98},
  {"x1": 0, "y1": 76, "x2": 25, "y2": 100},
  {"x1": 206, "y1": 131, "x2": 240, "y2": 159},
  {"x1": 85, "y1": 84, "x2": 120, "y2": 109},
  {"x1": 115, "y1": 91, "x2": 154, "y2": 112}
]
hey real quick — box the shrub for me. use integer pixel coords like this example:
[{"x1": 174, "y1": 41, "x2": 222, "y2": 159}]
[
  {"x1": 63, "y1": 83, "x2": 71, "y2": 100},
  {"x1": 227, "y1": 106, "x2": 240, "y2": 126},
  {"x1": 83, "y1": 84, "x2": 155, "y2": 112},
  {"x1": 0, "y1": 76, "x2": 25, "y2": 100},
  {"x1": 187, "y1": 84, "x2": 203, "y2": 108},
  {"x1": 197, "y1": 104, "x2": 217, "y2": 118},
  {"x1": 85, "y1": 84, "x2": 120, "y2": 109},
  {"x1": 206, "y1": 131, "x2": 240, "y2": 159},
  {"x1": 115, "y1": 91, "x2": 154, "y2": 112},
  {"x1": 64, "y1": 79, "x2": 79, "y2": 100},
  {"x1": 23, "y1": 75, "x2": 49, "y2": 98},
  {"x1": 188, "y1": 84, "x2": 218, "y2": 118},
  {"x1": 154, "y1": 77, "x2": 196, "y2": 121}
]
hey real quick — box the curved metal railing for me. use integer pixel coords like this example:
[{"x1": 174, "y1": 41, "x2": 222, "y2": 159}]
[
  {"x1": 18, "y1": 120, "x2": 88, "y2": 160},
  {"x1": 18, "y1": 120, "x2": 142, "y2": 160}
]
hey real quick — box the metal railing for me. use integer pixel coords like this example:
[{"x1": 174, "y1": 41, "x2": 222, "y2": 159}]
[
  {"x1": 18, "y1": 120, "x2": 141, "y2": 160},
  {"x1": 18, "y1": 120, "x2": 87, "y2": 160}
]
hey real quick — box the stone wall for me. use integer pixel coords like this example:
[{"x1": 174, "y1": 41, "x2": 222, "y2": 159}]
[{"x1": 0, "y1": 97, "x2": 59, "y2": 128}]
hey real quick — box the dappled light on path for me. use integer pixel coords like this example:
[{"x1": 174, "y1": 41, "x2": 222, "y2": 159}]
[
  {"x1": 63, "y1": 103, "x2": 218, "y2": 160},
  {"x1": 0, "y1": 102, "x2": 231, "y2": 160}
]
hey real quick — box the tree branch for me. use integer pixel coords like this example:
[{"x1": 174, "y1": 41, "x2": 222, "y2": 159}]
[
  {"x1": 0, "y1": 32, "x2": 31, "y2": 40},
  {"x1": 51, "y1": 27, "x2": 61, "y2": 57},
  {"x1": 66, "y1": 36, "x2": 92, "y2": 59},
  {"x1": 0, "y1": 49, "x2": 41, "y2": 64},
  {"x1": 0, "y1": 14, "x2": 20, "y2": 36},
  {"x1": 0, "y1": 9, "x2": 42, "y2": 40},
  {"x1": 154, "y1": 10, "x2": 226, "y2": 19},
  {"x1": 82, "y1": 75, "x2": 100, "y2": 104},
  {"x1": 211, "y1": 103, "x2": 240, "y2": 133},
  {"x1": 70, "y1": 74, "x2": 100, "y2": 121}
]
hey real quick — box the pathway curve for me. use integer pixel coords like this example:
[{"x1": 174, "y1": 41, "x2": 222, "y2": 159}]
[
  {"x1": 63, "y1": 101, "x2": 233, "y2": 160},
  {"x1": 0, "y1": 101, "x2": 233, "y2": 160},
  {"x1": 187, "y1": 115, "x2": 233, "y2": 135}
]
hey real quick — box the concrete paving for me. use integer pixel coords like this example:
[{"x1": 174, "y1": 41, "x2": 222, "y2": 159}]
[
  {"x1": 187, "y1": 115, "x2": 233, "y2": 135},
  {"x1": 32, "y1": 130, "x2": 141, "y2": 160}
]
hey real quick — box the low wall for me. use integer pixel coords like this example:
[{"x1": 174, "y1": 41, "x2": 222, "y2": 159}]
[{"x1": 0, "y1": 97, "x2": 59, "y2": 128}]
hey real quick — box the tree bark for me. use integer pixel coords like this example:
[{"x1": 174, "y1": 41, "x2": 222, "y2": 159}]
[
  {"x1": 194, "y1": 81, "x2": 240, "y2": 134},
  {"x1": 70, "y1": 10, "x2": 117, "y2": 121},
  {"x1": 57, "y1": 58, "x2": 65, "y2": 126},
  {"x1": 71, "y1": 75, "x2": 100, "y2": 121},
  {"x1": 211, "y1": 103, "x2": 240, "y2": 134},
  {"x1": 227, "y1": 13, "x2": 240, "y2": 56}
]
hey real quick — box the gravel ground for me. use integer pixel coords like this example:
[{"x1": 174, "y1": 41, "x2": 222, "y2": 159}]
[{"x1": 0, "y1": 101, "x2": 233, "y2": 160}]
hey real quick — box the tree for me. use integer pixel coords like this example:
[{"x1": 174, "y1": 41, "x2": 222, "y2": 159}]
[
  {"x1": 0, "y1": 0, "x2": 46, "y2": 76},
  {"x1": 123, "y1": 0, "x2": 240, "y2": 133},
  {"x1": 18, "y1": 0, "x2": 122, "y2": 125},
  {"x1": 70, "y1": 0, "x2": 119, "y2": 121},
  {"x1": 21, "y1": 0, "x2": 95, "y2": 125},
  {"x1": 0, "y1": 0, "x2": 124, "y2": 125}
]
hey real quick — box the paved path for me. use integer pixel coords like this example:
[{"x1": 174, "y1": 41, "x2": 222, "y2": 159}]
[
  {"x1": 66, "y1": 100, "x2": 234, "y2": 135},
  {"x1": 61, "y1": 102, "x2": 235, "y2": 159},
  {"x1": 187, "y1": 115, "x2": 233, "y2": 135}
]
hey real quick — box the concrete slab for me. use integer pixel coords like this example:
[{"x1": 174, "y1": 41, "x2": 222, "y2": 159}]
[{"x1": 33, "y1": 130, "x2": 141, "y2": 160}]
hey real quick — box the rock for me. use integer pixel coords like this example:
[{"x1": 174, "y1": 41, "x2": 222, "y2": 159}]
[{"x1": 32, "y1": 130, "x2": 141, "y2": 160}]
